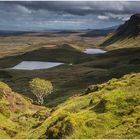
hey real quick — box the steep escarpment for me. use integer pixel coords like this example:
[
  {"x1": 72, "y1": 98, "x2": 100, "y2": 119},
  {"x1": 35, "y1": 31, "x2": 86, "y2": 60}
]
[{"x1": 100, "y1": 14, "x2": 140, "y2": 50}]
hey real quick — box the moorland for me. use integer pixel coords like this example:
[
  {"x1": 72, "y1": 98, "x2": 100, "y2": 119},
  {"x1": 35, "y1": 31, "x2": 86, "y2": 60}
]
[{"x1": 0, "y1": 13, "x2": 140, "y2": 138}]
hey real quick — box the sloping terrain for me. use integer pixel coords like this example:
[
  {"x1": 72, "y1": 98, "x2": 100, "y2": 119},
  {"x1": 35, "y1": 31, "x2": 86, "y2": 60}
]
[
  {"x1": 100, "y1": 14, "x2": 140, "y2": 50},
  {"x1": 10, "y1": 72, "x2": 140, "y2": 139},
  {"x1": 0, "y1": 81, "x2": 49, "y2": 138}
]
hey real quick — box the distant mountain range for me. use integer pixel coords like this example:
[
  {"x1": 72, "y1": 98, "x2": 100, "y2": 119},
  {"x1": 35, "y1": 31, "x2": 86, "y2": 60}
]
[
  {"x1": 0, "y1": 30, "x2": 35, "y2": 37},
  {"x1": 80, "y1": 25, "x2": 118, "y2": 37},
  {"x1": 0, "y1": 26, "x2": 119, "y2": 37},
  {"x1": 100, "y1": 13, "x2": 140, "y2": 50}
]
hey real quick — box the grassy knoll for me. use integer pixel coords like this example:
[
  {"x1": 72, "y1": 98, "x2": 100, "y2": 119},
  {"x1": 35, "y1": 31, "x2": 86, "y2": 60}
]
[{"x1": 0, "y1": 44, "x2": 93, "y2": 68}]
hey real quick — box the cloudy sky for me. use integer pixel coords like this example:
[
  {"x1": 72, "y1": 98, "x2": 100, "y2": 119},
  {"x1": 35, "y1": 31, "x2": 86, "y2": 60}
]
[{"x1": 0, "y1": 1, "x2": 140, "y2": 31}]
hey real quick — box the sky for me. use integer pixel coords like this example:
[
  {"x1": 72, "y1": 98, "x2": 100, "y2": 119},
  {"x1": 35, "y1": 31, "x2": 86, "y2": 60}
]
[{"x1": 0, "y1": 1, "x2": 140, "y2": 31}]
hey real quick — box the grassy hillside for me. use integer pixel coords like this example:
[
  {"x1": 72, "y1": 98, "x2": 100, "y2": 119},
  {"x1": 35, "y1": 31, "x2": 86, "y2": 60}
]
[
  {"x1": 1, "y1": 72, "x2": 138, "y2": 139},
  {"x1": 0, "y1": 81, "x2": 50, "y2": 138},
  {"x1": 27, "y1": 72, "x2": 140, "y2": 139}
]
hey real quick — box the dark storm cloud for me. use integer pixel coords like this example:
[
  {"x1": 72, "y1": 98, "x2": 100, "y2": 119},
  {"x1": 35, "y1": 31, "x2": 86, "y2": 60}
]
[
  {"x1": 0, "y1": 1, "x2": 139, "y2": 31},
  {"x1": 3, "y1": 1, "x2": 140, "y2": 16}
]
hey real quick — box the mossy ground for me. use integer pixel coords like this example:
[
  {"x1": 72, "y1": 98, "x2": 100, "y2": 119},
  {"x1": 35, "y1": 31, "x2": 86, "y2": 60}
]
[
  {"x1": 0, "y1": 81, "x2": 50, "y2": 138},
  {"x1": 4, "y1": 72, "x2": 138, "y2": 139}
]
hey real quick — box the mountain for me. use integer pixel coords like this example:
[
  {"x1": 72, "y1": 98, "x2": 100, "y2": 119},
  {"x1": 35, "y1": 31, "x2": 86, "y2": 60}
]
[
  {"x1": 116, "y1": 14, "x2": 140, "y2": 37},
  {"x1": 81, "y1": 25, "x2": 118, "y2": 37},
  {"x1": 100, "y1": 14, "x2": 140, "y2": 50}
]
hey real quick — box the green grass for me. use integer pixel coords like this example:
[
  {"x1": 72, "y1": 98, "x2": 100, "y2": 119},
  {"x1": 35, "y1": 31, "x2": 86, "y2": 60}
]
[
  {"x1": 0, "y1": 71, "x2": 140, "y2": 138},
  {"x1": 25, "y1": 72, "x2": 140, "y2": 139},
  {"x1": 0, "y1": 81, "x2": 50, "y2": 138}
]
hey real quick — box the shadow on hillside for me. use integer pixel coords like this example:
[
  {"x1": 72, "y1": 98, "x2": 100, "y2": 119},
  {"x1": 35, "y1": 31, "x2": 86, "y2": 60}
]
[{"x1": 0, "y1": 47, "x2": 140, "y2": 107}]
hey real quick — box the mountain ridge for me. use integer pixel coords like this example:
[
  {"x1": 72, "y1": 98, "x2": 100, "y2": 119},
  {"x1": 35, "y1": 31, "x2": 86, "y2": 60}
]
[
  {"x1": 100, "y1": 13, "x2": 140, "y2": 50},
  {"x1": 81, "y1": 25, "x2": 118, "y2": 37}
]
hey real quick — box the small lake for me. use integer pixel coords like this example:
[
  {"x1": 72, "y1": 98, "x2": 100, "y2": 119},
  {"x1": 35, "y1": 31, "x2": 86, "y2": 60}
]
[
  {"x1": 12, "y1": 61, "x2": 63, "y2": 70},
  {"x1": 83, "y1": 48, "x2": 106, "y2": 54}
]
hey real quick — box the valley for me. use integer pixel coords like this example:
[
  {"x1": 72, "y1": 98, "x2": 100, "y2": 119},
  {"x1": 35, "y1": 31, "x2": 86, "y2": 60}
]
[
  {"x1": 0, "y1": 42, "x2": 140, "y2": 107},
  {"x1": 0, "y1": 13, "x2": 140, "y2": 139}
]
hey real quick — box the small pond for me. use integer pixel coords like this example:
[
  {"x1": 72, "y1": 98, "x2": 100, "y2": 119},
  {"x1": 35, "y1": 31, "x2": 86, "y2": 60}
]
[
  {"x1": 11, "y1": 61, "x2": 63, "y2": 70},
  {"x1": 83, "y1": 48, "x2": 106, "y2": 54}
]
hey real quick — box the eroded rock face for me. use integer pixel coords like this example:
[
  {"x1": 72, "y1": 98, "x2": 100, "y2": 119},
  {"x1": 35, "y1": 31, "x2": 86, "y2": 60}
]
[
  {"x1": 100, "y1": 13, "x2": 140, "y2": 47},
  {"x1": 116, "y1": 13, "x2": 140, "y2": 37}
]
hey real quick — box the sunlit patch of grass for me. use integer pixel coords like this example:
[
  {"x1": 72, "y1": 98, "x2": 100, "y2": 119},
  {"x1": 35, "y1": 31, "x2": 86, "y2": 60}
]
[{"x1": 27, "y1": 72, "x2": 140, "y2": 139}]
